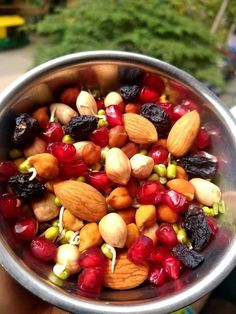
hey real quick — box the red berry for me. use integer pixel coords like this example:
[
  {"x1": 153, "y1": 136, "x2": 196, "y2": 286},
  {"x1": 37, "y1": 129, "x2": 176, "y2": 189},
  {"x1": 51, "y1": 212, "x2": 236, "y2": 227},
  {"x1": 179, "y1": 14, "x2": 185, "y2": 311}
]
[
  {"x1": 181, "y1": 99, "x2": 201, "y2": 113},
  {"x1": 60, "y1": 159, "x2": 87, "y2": 178},
  {"x1": 148, "y1": 267, "x2": 169, "y2": 286},
  {"x1": 139, "y1": 87, "x2": 160, "y2": 103},
  {"x1": 148, "y1": 247, "x2": 172, "y2": 265},
  {"x1": 156, "y1": 223, "x2": 178, "y2": 246},
  {"x1": 0, "y1": 193, "x2": 18, "y2": 218},
  {"x1": 78, "y1": 267, "x2": 103, "y2": 294},
  {"x1": 148, "y1": 145, "x2": 169, "y2": 164},
  {"x1": 136, "y1": 181, "x2": 165, "y2": 205},
  {"x1": 143, "y1": 74, "x2": 165, "y2": 95},
  {"x1": 14, "y1": 218, "x2": 38, "y2": 240},
  {"x1": 163, "y1": 256, "x2": 181, "y2": 279},
  {"x1": 127, "y1": 235, "x2": 154, "y2": 265},
  {"x1": 195, "y1": 128, "x2": 210, "y2": 149},
  {"x1": 162, "y1": 190, "x2": 187, "y2": 213},
  {"x1": 86, "y1": 171, "x2": 112, "y2": 194},
  {"x1": 207, "y1": 217, "x2": 218, "y2": 237},
  {"x1": 90, "y1": 127, "x2": 109, "y2": 148},
  {"x1": 79, "y1": 248, "x2": 107, "y2": 269},
  {"x1": 105, "y1": 105, "x2": 123, "y2": 127},
  {"x1": 48, "y1": 142, "x2": 76, "y2": 162},
  {"x1": 172, "y1": 105, "x2": 190, "y2": 121},
  {"x1": 158, "y1": 102, "x2": 175, "y2": 121},
  {"x1": 30, "y1": 237, "x2": 57, "y2": 261},
  {"x1": 60, "y1": 87, "x2": 80, "y2": 106},
  {"x1": 43, "y1": 122, "x2": 64, "y2": 143},
  {"x1": 96, "y1": 97, "x2": 104, "y2": 110},
  {"x1": 0, "y1": 161, "x2": 17, "y2": 182}
]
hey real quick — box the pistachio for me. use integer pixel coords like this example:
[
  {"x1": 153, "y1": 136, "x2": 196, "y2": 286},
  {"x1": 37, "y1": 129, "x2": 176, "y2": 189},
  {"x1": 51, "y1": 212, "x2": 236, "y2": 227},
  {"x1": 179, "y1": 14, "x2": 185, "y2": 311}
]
[
  {"x1": 32, "y1": 192, "x2": 59, "y2": 222},
  {"x1": 190, "y1": 178, "x2": 221, "y2": 206},
  {"x1": 28, "y1": 153, "x2": 59, "y2": 180},
  {"x1": 130, "y1": 154, "x2": 154, "y2": 179},
  {"x1": 99, "y1": 213, "x2": 127, "y2": 248},
  {"x1": 76, "y1": 91, "x2": 97, "y2": 116},
  {"x1": 50, "y1": 103, "x2": 78, "y2": 124},
  {"x1": 56, "y1": 244, "x2": 80, "y2": 274},
  {"x1": 106, "y1": 187, "x2": 133, "y2": 210}
]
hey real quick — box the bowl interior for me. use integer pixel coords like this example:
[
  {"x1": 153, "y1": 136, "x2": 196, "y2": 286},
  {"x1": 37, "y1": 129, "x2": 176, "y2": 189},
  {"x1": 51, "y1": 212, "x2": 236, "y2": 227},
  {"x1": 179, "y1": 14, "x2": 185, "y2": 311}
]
[{"x1": 0, "y1": 52, "x2": 236, "y2": 314}]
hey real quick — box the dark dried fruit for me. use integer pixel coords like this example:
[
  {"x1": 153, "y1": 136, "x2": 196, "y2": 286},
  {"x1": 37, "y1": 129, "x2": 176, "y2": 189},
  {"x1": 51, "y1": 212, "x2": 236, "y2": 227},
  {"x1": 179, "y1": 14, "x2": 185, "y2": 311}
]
[
  {"x1": 64, "y1": 115, "x2": 98, "y2": 141},
  {"x1": 178, "y1": 154, "x2": 217, "y2": 179},
  {"x1": 12, "y1": 113, "x2": 40, "y2": 146},
  {"x1": 140, "y1": 103, "x2": 171, "y2": 137},
  {"x1": 8, "y1": 173, "x2": 46, "y2": 201},
  {"x1": 183, "y1": 206, "x2": 211, "y2": 251},
  {"x1": 172, "y1": 244, "x2": 204, "y2": 269},
  {"x1": 120, "y1": 85, "x2": 140, "y2": 102},
  {"x1": 119, "y1": 67, "x2": 144, "y2": 85}
]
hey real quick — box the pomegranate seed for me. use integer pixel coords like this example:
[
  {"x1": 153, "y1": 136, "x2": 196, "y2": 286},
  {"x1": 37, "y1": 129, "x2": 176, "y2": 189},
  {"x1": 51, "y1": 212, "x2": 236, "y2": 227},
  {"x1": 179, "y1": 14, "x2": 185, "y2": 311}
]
[
  {"x1": 127, "y1": 235, "x2": 154, "y2": 265},
  {"x1": 78, "y1": 267, "x2": 103, "y2": 294},
  {"x1": 60, "y1": 159, "x2": 87, "y2": 178},
  {"x1": 158, "y1": 102, "x2": 175, "y2": 121},
  {"x1": 136, "y1": 181, "x2": 165, "y2": 205},
  {"x1": 47, "y1": 142, "x2": 76, "y2": 162},
  {"x1": 164, "y1": 256, "x2": 181, "y2": 279},
  {"x1": 0, "y1": 193, "x2": 18, "y2": 218},
  {"x1": 79, "y1": 248, "x2": 107, "y2": 269},
  {"x1": 89, "y1": 127, "x2": 109, "y2": 148},
  {"x1": 195, "y1": 128, "x2": 210, "y2": 149},
  {"x1": 148, "y1": 145, "x2": 169, "y2": 164},
  {"x1": 139, "y1": 87, "x2": 160, "y2": 103},
  {"x1": 143, "y1": 74, "x2": 165, "y2": 95},
  {"x1": 86, "y1": 171, "x2": 112, "y2": 194},
  {"x1": 0, "y1": 161, "x2": 17, "y2": 182},
  {"x1": 60, "y1": 87, "x2": 80, "y2": 106},
  {"x1": 148, "y1": 247, "x2": 172, "y2": 265},
  {"x1": 148, "y1": 266, "x2": 169, "y2": 286},
  {"x1": 172, "y1": 105, "x2": 190, "y2": 121},
  {"x1": 105, "y1": 105, "x2": 123, "y2": 127},
  {"x1": 207, "y1": 217, "x2": 218, "y2": 237},
  {"x1": 14, "y1": 218, "x2": 38, "y2": 240},
  {"x1": 43, "y1": 122, "x2": 64, "y2": 143},
  {"x1": 31, "y1": 237, "x2": 57, "y2": 261},
  {"x1": 156, "y1": 223, "x2": 178, "y2": 246},
  {"x1": 96, "y1": 97, "x2": 104, "y2": 110},
  {"x1": 162, "y1": 190, "x2": 187, "y2": 213},
  {"x1": 181, "y1": 99, "x2": 201, "y2": 113}
]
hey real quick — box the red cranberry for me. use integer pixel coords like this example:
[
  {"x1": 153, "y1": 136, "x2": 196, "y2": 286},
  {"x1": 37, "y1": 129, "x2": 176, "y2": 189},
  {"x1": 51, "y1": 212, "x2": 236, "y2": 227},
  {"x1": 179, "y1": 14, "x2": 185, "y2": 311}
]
[
  {"x1": 86, "y1": 171, "x2": 112, "y2": 194},
  {"x1": 0, "y1": 193, "x2": 18, "y2": 218},
  {"x1": 207, "y1": 217, "x2": 218, "y2": 237},
  {"x1": 90, "y1": 127, "x2": 109, "y2": 148},
  {"x1": 195, "y1": 128, "x2": 210, "y2": 149},
  {"x1": 139, "y1": 87, "x2": 160, "y2": 103},
  {"x1": 148, "y1": 267, "x2": 169, "y2": 286},
  {"x1": 43, "y1": 122, "x2": 64, "y2": 143},
  {"x1": 0, "y1": 161, "x2": 17, "y2": 182},
  {"x1": 162, "y1": 190, "x2": 187, "y2": 213},
  {"x1": 105, "y1": 105, "x2": 123, "y2": 127},
  {"x1": 163, "y1": 256, "x2": 181, "y2": 280},
  {"x1": 14, "y1": 218, "x2": 38, "y2": 240},
  {"x1": 156, "y1": 223, "x2": 178, "y2": 247},
  {"x1": 78, "y1": 267, "x2": 103, "y2": 294},
  {"x1": 96, "y1": 97, "x2": 104, "y2": 110},
  {"x1": 48, "y1": 142, "x2": 76, "y2": 162},
  {"x1": 60, "y1": 87, "x2": 80, "y2": 106},
  {"x1": 60, "y1": 159, "x2": 87, "y2": 178},
  {"x1": 181, "y1": 99, "x2": 201, "y2": 113},
  {"x1": 136, "y1": 181, "x2": 165, "y2": 205},
  {"x1": 143, "y1": 74, "x2": 165, "y2": 95},
  {"x1": 79, "y1": 248, "x2": 107, "y2": 269},
  {"x1": 148, "y1": 145, "x2": 169, "y2": 164},
  {"x1": 148, "y1": 247, "x2": 172, "y2": 265},
  {"x1": 172, "y1": 105, "x2": 190, "y2": 121},
  {"x1": 158, "y1": 102, "x2": 175, "y2": 120},
  {"x1": 30, "y1": 237, "x2": 57, "y2": 261},
  {"x1": 127, "y1": 235, "x2": 154, "y2": 265}
]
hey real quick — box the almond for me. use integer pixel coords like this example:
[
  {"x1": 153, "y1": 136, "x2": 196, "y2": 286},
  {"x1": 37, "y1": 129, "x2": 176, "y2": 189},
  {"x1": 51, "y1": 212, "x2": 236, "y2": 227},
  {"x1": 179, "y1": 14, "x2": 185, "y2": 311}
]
[
  {"x1": 76, "y1": 90, "x2": 97, "y2": 116},
  {"x1": 166, "y1": 178, "x2": 195, "y2": 201},
  {"x1": 54, "y1": 180, "x2": 107, "y2": 222},
  {"x1": 123, "y1": 113, "x2": 158, "y2": 144},
  {"x1": 103, "y1": 251, "x2": 149, "y2": 290},
  {"x1": 167, "y1": 110, "x2": 200, "y2": 157}
]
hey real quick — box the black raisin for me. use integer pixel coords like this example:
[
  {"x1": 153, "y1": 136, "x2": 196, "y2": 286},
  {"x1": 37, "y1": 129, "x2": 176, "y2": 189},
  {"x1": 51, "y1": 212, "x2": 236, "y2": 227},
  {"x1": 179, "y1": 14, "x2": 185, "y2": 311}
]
[
  {"x1": 12, "y1": 113, "x2": 41, "y2": 146},
  {"x1": 119, "y1": 67, "x2": 144, "y2": 85},
  {"x1": 178, "y1": 154, "x2": 217, "y2": 179},
  {"x1": 183, "y1": 205, "x2": 211, "y2": 251},
  {"x1": 8, "y1": 173, "x2": 46, "y2": 201},
  {"x1": 172, "y1": 244, "x2": 204, "y2": 269},
  {"x1": 140, "y1": 103, "x2": 171, "y2": 137},
  {"x1": 64, "y1": 115, "x2": 98, "y2": 141},
  {"x1": 120, "y1": 85, "x2": 140, "y2": 102}
]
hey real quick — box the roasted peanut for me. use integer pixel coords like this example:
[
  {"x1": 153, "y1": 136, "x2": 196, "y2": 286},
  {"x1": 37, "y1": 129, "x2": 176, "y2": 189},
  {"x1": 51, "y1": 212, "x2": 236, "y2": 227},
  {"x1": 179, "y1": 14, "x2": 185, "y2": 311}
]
[
  {"x1": 156, "y1": 203, "x2": 180, "y2": 223},
  {"x1": 32, "y1": 192, "x2": 59, "y2": 222},
  {"x1": 28, "y1": 153, "x2": 59, "y2": 180},
  {"x1": 63, "y1": 209, "x2": 84, "y2": 231},
  {"x1": 135, "y1": 205, "x2": 156, "y2": 231},
  {"x1": 116, "y1": 207, "x2": 136, "y2": 224},
  {"x1": 81, "y1": 142, "x2": 101, "y2": 166},
  {"x1": 108, "y1": 126, "x2": 128, "y2": 148},
  {"x1": 121, "y1": 142, "x2": 139, "y2": 159},
  {"x1": 125, "y1": 103, "x2": 141, "y2": 114},
  {"x1": 125, "y1": 177, "x2": 139, "y2": 198},
  {"x1": 32, "y1": 106, "x2": 49, "y2": 129},
  {"x1": 130, "y1": 154, "x2": 154, "y2": 179},
  {"x1": 166, "y1": 178, "x2": 195, "y2": 201},
  {"x1": 106, "y1": 187, "x2": 133, "y2": 210},
  {"x1": 125, "y1": 223, "x2": 140, "y2": 248},
  {"x1": 79, "y1": 223, "x2": 103, "y2": 252},
  {"x1": 176, "y1": 166, "x2": 189, "y2": 180},
  {"x1": 24, "y1": 137, "x2": 46, "y2": 158}
]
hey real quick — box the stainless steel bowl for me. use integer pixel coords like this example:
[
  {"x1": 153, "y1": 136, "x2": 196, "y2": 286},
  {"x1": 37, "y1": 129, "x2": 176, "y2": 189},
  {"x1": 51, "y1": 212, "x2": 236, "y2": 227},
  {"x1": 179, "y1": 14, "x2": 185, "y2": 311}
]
[{"x1": 0, "y1": 51, "x2": 236, "y2": 314}]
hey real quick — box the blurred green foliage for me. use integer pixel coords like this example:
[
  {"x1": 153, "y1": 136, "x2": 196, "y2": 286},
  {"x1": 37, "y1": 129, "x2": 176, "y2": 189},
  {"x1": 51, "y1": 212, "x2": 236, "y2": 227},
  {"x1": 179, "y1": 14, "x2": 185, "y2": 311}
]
[{"x1": 34, "y1": 0, "x2": 226, "y2": 86}]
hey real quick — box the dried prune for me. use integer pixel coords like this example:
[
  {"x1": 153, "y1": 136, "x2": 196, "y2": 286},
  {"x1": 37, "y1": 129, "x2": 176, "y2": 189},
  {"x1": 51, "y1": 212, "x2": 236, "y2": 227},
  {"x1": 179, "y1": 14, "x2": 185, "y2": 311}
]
[
  {"x1": 178, "y1": 154, "x2": 217, "y2": 179},
  {"x1": 172, "y1": 244, "x2": 204, "y2": 269},
  {"x1": 120, "y1": 85, "x2": 140, "y2": 101},
  {"x1": 119, "y1": 67, "x2": 144, "y2": 85},
  {"x1": 8, "y1": 173, "x2": 46, "y2": 201},
  {"x1": 183, "y1": 205, "x2": 211, "y2": 251},
  {"x1": 12, "y1": 113, "x2": 40, "y2": 146},
  {"x1": 64, "y1": 115, "x2": 98, "y2": 141},
  {"x1": 140, "y1": 103, "x2": 171, "y2": 137}
]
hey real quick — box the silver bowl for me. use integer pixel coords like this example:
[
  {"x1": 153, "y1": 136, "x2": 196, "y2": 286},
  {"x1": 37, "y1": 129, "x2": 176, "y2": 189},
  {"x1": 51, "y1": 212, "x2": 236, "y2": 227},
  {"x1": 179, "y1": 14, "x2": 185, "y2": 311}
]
[{"x1": 0, "y1": 51, "x2": 236, "y2": 314}]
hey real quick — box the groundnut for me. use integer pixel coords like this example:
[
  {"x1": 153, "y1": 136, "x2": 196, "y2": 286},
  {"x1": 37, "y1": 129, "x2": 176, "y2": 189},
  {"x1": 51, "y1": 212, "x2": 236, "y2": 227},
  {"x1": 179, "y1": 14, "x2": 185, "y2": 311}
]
[
  {"x1": 62, "y1": 209, "x2": 84, "y2": 231},
  {"x1": 49, "y1": 103, "x2": 78, "y2": 124},
  {"x1": 79, "y1": 223, "x2": 103, "y2": 252},
  {"x1": 28, "y1": 153, "x2": 59, "y2": 180},
  {"x1": 32, "y1": 192, "x2": 59, "y2": 222},
  {"x1": 24, "y1": 137, "x2": 46, "y2": 158}
]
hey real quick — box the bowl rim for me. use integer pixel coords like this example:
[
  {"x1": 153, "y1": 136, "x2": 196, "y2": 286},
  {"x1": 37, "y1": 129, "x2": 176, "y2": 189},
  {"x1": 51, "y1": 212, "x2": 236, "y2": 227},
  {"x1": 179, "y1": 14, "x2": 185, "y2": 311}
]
[{"x1": 0, "y1": 50, "x2": 236, "y2": 314}]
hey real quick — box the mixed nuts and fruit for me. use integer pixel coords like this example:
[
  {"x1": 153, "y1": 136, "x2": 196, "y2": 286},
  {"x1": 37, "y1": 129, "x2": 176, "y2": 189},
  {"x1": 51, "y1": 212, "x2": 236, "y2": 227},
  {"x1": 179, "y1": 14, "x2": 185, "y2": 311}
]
[{"x1": 0, "y1": 69, "x2": 225, "y2": 296}]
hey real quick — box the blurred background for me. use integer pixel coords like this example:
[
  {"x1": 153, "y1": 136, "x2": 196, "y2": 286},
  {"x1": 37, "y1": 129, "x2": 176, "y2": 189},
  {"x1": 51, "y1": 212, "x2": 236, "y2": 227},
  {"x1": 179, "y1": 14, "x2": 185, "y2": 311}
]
[{"x1": 0, "y1": 0, "x2": 236, "y2": 313}]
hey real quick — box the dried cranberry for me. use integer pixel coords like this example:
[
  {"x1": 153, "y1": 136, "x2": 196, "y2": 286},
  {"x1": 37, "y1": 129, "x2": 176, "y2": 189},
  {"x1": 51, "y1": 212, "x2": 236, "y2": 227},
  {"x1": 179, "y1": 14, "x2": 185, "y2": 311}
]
[
  {"x1": 105, "y1": 105, "x2": 123, "y2": 127},
  {"x1": 85, "y1": 171, "x2": 112, "y2": 194},
  {"x1": 0, "y1": 193, "x2": 18, "y2": 218},
  {"x1": 64, "y1": 115, "x2": 98, "y2": 141},
  {"x1": 158, "y1": 102, "x2": 175, "y2": 121},
  {"x1": 172, "y1": 105, "x2": 190, "y2": 121},
  {"x1": 162, "y1": 190, "x2": 187, "y2": 213},
  {"x1": 172, "y1": 244, "x2": 204, "y2": 269},
  {"x1": 59, "y1": 87, "x2": 80, "y2": 106},
  {"x1": 14, "y1": 218, "x2": 38, "y2": 240},
  {"x1": 89, "y1": 127, "x2": 109, "y2": 148},
  {"x1": 79, "y1": 248, "x2": 107, "y2": 269},
  {"x1": 43, "y1": 122, "x2": 64, "y2": 143},
  {"x1": 148, "y1": 267, "x2": 169, "y2": 286},
  {"x1": 207, "y1": 217, "x2": 218, "y2": 237},
  {"x1": 148, "y1": 247, "x2": 172, "y2": 265},
  {"x1": 120, "y1": 85, "x2": 140, "y2": 102},
  {"x1": 195, "y1": 128, "x2": 211, "y2": 149},
  {"x1": 136, "y1": 181, "x2": 165, "y2": 205},
  {"x1": 143, "y1": 74, "x2": 165, "y2": 95},
  {"x1": 31, "y1": 237, "x2": 57, "y2": 261},
  {"x1": 127, "y1": 235, "x2": 154, "y2": 265},
  {"x1": 139, "y1": 87, "x2": 160, "y2": 103},
  {"x1": 48, "y1": 142, "x2": 76, "y2": 162},
  {"x1": 163, "y1": 256, "x2": 181, "y2": 280},
  {"x1": 78, "y1": 267, "x2": 103, "y2": 294},
  {"x1": 60, "y1": 159, "x2": 87, "y2": 178},
  {"x1": 148, "y1": 145, "x2": 169, "y2": 164},
  {"x1": 156, "y1": 223, "x2": 178, "y2": 247},
  {"x1": 0, "y1": 161, "x2": 17, "y2": 182},
  {"x1": 96, "y1": 97, "x2": 104, "y2": 110}
]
